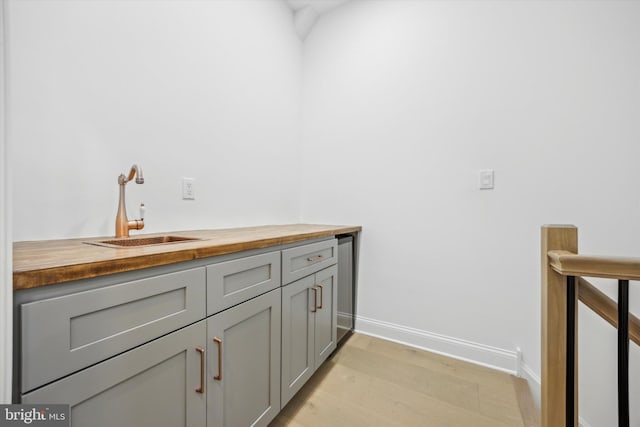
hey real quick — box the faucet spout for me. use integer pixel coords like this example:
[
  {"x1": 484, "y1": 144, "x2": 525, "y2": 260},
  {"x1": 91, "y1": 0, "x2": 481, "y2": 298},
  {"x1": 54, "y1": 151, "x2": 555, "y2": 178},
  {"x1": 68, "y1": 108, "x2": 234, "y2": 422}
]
[
  {"x1": 115, "y1": 164, "x2": 145, "y2": 237},
  {"x1": 120, "y1": 164, "x2": 144, "y2": 185}
]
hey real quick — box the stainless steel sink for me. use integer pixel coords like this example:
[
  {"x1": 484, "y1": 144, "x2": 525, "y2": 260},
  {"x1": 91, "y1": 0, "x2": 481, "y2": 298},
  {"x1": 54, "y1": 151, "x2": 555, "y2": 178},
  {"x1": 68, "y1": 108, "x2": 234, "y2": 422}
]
[{"x1": 87, "y1": 235, "x2": 202, "y2": 248}]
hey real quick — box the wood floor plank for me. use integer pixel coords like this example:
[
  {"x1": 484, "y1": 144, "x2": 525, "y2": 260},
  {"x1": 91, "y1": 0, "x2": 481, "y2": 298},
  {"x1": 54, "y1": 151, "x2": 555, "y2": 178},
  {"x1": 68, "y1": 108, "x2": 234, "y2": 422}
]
[
  {"x1": 512, "y1": 376, "x2": 541, "y2": 427},
  {"x1": 335, "y1": 345, "x2": 482, "y2": 413},
  {"x1": 361, "y1": 334, "x2": 514, "y2": 386},
  {"x1": 271, "y1": 333, "x2": 531, "y2": 427},
  {"x1": 478, "y1": 383, "x2": 525, "y2": 425}
]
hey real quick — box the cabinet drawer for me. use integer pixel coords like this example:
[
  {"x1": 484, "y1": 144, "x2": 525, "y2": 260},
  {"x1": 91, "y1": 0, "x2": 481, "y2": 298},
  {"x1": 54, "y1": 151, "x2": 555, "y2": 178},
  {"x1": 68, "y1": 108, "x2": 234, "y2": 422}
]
[
  {"x1": 207, "y1": 251, "x2": 280, "y2": 315},
  {"x1": 281, "y1": 239, "x2": 337, "y2": 285},
  {"x1": 21, "y1": 267, "x2": 206, "y2": 393}
]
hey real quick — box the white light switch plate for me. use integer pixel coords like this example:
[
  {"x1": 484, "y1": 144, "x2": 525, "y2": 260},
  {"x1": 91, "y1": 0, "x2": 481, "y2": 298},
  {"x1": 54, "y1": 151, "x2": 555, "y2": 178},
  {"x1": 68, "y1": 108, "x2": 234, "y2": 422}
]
[
  {"x1": 182, "y1": 178, "x2": 195, "y2": 200},
  {"x1": 479, "y1": 169, "x2": 494, "y2": 190}
]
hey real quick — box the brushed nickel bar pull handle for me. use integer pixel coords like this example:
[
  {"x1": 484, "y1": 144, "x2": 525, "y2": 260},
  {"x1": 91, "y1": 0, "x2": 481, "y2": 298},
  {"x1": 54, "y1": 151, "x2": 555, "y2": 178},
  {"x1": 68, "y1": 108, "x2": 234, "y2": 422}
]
[
  {"x1": 213, "y1": 337, "x2": 222, "y2": 381},
  {"x1": 195, "y1": 346, "x2": 205, "y2": 394},
  {"x1": 311, "y1": 287, "x2": 318, "y2": 313},
  {"x1": 307, "y1": 254, "x2": 324, "y2": 262},
  {"x1": 317, "y1": 284, "x2": 323, "y2": 309}
]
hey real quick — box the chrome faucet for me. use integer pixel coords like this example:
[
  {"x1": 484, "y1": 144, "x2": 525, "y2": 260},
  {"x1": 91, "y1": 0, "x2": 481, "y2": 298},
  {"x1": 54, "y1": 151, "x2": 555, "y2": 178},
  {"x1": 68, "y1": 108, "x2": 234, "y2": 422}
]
[{"x1": 115, "y1": 164, "x2": 145, "y2": 238}]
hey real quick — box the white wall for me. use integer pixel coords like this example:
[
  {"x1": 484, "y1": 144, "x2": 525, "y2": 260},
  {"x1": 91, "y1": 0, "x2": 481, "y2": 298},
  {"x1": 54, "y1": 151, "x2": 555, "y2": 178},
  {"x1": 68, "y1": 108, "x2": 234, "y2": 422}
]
[
  {"x1": 7, "y1": 0, "x2": 640, "y2": 422},
  {"x1": 8, "y1": 0, "x2": 302, "y2": 241},
  {"x1": 300, "y1": 0, "x2": 640, "y2": 423},
  {"x1": 0, "y1": 0, "x2": 12, "y2": 404}
]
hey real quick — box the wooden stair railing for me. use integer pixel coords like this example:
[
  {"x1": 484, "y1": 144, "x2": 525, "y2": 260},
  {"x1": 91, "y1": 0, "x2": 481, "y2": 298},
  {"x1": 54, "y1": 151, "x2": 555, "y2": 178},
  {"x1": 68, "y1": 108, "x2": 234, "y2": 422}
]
[
  {"x1": 542, "y1": 225, "x2": 638, "y2": 427},
  {"x1": 578, "y1": 277, "x2": 640, "y2": 346}
]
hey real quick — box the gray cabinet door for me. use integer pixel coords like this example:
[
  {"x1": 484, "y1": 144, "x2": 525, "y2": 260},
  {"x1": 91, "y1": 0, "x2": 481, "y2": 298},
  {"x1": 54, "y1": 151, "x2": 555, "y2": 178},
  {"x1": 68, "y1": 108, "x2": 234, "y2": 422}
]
[
  {"x1": 280, "y1": 265, "x2": 338, "y2": 409},
  {"x1": 280, "y1": 275, "x2": 316, "y2": 408},
  {"x1": 314, "y1": 265, "x2": 338, "y2": 368},
  {"x1": 207, "y1": 288, "x2": 281, "y2": 427},
  {"x1": 22, "y1": 321, "x2": 207, "y2": 427}
]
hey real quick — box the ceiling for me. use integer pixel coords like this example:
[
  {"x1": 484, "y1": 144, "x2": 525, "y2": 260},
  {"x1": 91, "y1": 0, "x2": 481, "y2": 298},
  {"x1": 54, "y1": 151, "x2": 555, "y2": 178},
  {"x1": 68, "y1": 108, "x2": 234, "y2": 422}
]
[
  {"x1": 286, "y1": 0, "x2": 349, "y2": 14},
  {"x1": 286, "y1": 0, "x2": 349, "y2": 38}
]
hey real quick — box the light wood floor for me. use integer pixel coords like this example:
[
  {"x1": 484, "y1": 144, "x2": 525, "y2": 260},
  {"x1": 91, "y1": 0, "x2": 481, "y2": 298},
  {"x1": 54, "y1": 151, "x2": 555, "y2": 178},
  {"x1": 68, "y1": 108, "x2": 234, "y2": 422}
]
[{"x1": 270, "y1": 333, "x2": 538, "y2": 427}]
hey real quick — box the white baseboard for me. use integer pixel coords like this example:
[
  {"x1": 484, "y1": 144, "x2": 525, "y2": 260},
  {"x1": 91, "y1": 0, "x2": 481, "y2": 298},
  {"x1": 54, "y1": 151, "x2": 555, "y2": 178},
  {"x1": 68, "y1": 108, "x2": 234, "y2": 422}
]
[
  {"x1": 355, "y1": 315, "x2": 518, "y2": 374},
  {"x1": 521, "y1": 362, "x2": 541, "y2": 410}
]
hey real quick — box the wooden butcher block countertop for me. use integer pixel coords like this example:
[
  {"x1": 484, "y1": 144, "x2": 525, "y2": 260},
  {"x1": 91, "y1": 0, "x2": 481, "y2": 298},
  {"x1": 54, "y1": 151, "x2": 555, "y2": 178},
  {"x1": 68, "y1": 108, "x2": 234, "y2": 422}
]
[{"x1": 13, "y1": 224, "x2": 361, "y2": 290}]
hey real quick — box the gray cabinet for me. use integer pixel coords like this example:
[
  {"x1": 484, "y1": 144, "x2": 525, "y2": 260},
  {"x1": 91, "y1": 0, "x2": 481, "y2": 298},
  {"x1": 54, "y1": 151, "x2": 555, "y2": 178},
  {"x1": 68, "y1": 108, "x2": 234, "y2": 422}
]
[
  {"x1": 22, "y1": 286, "x2": 283, "y2": 427},
  {"x1": 281, "y1": 265, "x2": 337, "y2": 408},
  {"x1": 207, "y1": 288, "x2": 281, "y2": 427},
  {"x1": 22, "y1": 321, "x2": 207, "y2": 427},
  {"x1": 18, "y1": 238, "x2": 342, "y2": 426}
]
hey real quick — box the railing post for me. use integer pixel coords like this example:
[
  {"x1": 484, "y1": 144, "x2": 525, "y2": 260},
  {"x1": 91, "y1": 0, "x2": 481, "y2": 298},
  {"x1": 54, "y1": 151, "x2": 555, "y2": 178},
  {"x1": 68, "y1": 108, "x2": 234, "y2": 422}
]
[{"x1": 541, "y1": 225, "x2": 579, "y2": 427}]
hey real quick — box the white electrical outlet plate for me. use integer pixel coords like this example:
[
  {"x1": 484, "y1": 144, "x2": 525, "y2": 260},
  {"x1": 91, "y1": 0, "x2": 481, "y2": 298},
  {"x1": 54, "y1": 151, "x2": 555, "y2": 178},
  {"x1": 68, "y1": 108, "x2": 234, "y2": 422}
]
[
  {"x1": 182, "y1": 178, "x2": 195, "y2": 200},
  {"x1": 479, "y1": 169, "x2": 494, "y2": 190}
]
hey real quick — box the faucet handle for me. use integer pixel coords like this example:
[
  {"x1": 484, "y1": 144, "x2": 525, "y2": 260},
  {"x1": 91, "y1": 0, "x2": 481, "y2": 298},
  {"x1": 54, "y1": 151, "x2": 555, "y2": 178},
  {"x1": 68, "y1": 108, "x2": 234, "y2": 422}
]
[{"x1": 139, "y1": 202, "x2": 146, "y2": 220}]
